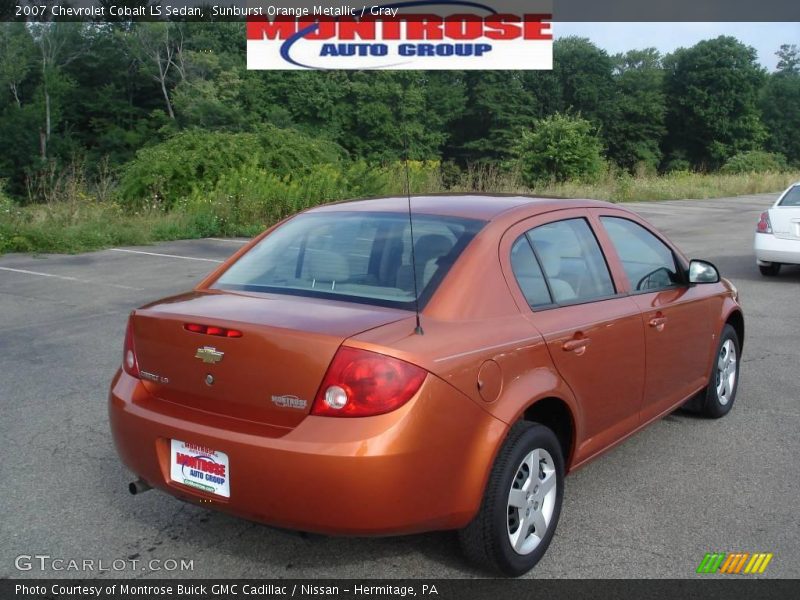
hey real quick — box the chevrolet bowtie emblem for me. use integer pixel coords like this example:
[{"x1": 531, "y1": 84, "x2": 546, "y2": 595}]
[{"x1": 195, "y1": 346, "x2": 224, "y2": 364}]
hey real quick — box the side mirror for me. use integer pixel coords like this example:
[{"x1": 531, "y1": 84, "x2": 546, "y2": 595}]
[{"x1": 689, "y1": 260, "x2": 720, "y2": 284}]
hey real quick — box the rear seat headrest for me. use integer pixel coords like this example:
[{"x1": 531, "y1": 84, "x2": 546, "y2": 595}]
[{"x1": 307, "y1": 251, "x2": 349, "y2": 283}]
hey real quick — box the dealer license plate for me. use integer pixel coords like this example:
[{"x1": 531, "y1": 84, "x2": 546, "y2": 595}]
[{"x1": 169, "y1": 439, "x2": 230, "y2": 498}]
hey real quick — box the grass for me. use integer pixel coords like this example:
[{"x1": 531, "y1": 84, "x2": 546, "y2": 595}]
[
  {"x1": 2, "y1": 169, "x2": 798, "y2": 256},
  {"x1": 0, "y1": 200, "x2": 207, "y2": 254},
  {"x1": 525, "y1": 170, "x2": 800, "y2": 202},
  {"x1": 443, "y1": 164, "x2": 799, "y2": 201}
]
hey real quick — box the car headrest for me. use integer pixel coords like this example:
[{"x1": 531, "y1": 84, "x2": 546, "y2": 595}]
[
  {"x1": 307, "y1": 251, "x2": 349, "y2": 284},
  {"x1": 414, "y1": 234, "x2": 453, "y2": 266}
]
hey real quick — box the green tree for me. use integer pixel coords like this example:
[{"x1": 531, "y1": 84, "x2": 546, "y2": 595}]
[
  {"x1": 241, "y1": 71, "x2": 348, "y2": 137},
  {"x1": 549, "y1": 37, "x2": 615, "y2": 128},
  {"x1": 515, "y1": 113, "x2": 605, "y2": 185},
  {"x1": 0, "y1": 23, "x2": 35, "y2": 109},
  {"x1": 126, "y1": 22, "x2": 183, "y2": 120},
  {"x1": 416, "y1": 71, "x2": 467, "y2": 158},
  {"x1": 339, "y1": 72, "x2": 417, "y2": 162},
  {"x1": 29, "y1": 22, "x2": 87, "y2": 160},
  {"x1": 776, "y1": 44, "x2": 800, "y2": 74},
  {"x1": 338, "y1": 72, "x2": 458, "y2": 163},
  {"x1": 761, "y1": 50, "x2": 800, "y2": 165},
  {"x1": 172, "y1": 48, "x2": 247, "y2": 130},
  {"x1": 663, "y1": 36, "x2": 767, "y2": 170},
  {"x1": 53, "y1": 24, "x2": 163, "y2": 173},
  {"x1": 0, "y1": 23, "x2": 40, "y2": 195},
  {"x1": 524, "y1": 38, "x2": 619, "y2": 169},
  {"x1": 447, "y1": 71, "x2": 537, "y2": 165},
  {"x1": 605, "y1": 48, "x2": 666, "y2": 171}
]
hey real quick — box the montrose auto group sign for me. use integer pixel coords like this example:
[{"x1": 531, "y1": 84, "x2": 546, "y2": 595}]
[{"x1": 245, "y1": 1, "x2": 553, "y2": 70}]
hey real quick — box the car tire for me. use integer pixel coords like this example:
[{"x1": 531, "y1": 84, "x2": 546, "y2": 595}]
[
  {"x1": 758, "y1": 262, "x2": 781, "y2": 276},
  {"x1": 459, "y1": 421, "x2": 564, "y2": 577},
  {"x1": 699, "y1": 324, "x2": 740, "y2": 418}
]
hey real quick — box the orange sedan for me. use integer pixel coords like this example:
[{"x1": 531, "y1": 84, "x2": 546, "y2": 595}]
[{"x1": 109, "y1": 195, "x2": 744, "y2": 576}]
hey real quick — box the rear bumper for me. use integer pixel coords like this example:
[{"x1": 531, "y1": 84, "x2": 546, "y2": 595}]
[
  {"x1": 754, "y1": 234, "x2": 800, "y2": 265},
  {"x1": 109, "y1": 370, "x2": 506, "y2": 535}
]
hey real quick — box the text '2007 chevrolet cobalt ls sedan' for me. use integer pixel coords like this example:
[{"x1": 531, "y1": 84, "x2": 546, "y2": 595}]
[{"x1": 109, "y1": 195, "x2": 744, "y2": 576}]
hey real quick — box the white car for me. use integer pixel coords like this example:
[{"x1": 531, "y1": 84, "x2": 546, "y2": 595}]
[{"x1": 754, "y1": 183, "x2": 800, "y2": 276}]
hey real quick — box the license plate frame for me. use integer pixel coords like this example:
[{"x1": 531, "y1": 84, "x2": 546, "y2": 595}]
[{"x1": 169, "y1": 439, "x2": 230, "y2": 498}]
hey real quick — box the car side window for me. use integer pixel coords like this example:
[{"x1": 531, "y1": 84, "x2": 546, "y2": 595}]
[
  {"x1": 510, "y1": 236, "x2": 553, "y2": 308},
  {"x1": 526, "y1": 218, "x2": 616, "y2": 304},
  {"x1": 600, "y1": 216, "x2": 682, "y2": 292}
]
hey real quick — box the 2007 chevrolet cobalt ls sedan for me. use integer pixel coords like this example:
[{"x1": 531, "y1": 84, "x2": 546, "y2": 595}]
[{"x1": 110, "y1": 195, "x2": 744, "y2": 576}]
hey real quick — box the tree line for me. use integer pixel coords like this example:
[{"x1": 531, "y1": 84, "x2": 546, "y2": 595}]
[{"x1": 0, "y1": 21, "x2": 798, "y2": 201}]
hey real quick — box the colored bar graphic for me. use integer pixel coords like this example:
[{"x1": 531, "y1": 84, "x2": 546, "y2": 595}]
[
  {"x1": 697, "y1": 553, "x2": 713, "y2": 573},
  {"x1": 719, "y1": 553, "x2": 736, "y2": 573},
  {"x1": 698, "y1": 552, "x2": 774, "y2": 574},
  {"x1": 697, "y1": 553, "x2": 727, "y2": 573},
  {"x1": 710, "y1": 553, "x2": 726, "y2": 573},
  {"x1": 758, "y1": 553, "x2": 774, "y2": 573},
  {"x1": 744, "y1": 554, "x2": 760, "y2": 573},
  {"x1": 733, "y1": 553, "x2": 749, "y2": 573}
]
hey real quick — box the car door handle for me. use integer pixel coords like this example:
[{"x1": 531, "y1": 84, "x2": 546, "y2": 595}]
[
  {"x1": 649, "y1": 316, "x2": 668, "y2": 331},
  {"x1": 562, "y1": 338, "x2": 591, "y2": 354}
]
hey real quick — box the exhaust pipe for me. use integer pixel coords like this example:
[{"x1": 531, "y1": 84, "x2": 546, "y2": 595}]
[{"x1": 129, "y1": 478, "x2": 152, "y2": 495}]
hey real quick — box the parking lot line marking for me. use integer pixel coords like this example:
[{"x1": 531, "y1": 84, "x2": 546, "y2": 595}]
[
  {"x1": 109, "y1": 248, "x2": 224, "y2": 263},
  {"x1": 0, "y1": 266, "x2": 143, "y2": 290},
  {"x1": 206, "y1": 238, "x2": 249, "y2": 244}
]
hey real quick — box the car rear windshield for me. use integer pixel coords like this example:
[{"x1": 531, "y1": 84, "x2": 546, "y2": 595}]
[
  {"x1": 213, "y1": 211, "x2": 486, "y2": 309},
  {"x1": 779, "y1": 185, "x2": 800, "y2": 207}
]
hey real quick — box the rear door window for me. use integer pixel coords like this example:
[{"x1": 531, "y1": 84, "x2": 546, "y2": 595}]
[{"x1": 526, "y1": 218, "x2": 616, "y2": 304}]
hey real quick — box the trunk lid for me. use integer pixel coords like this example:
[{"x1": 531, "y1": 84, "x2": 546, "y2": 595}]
[
  {"x1": 131, "y1": 290, "x2": 407, "y2": 428},
  {"x1": 769, "y1": 206, "x2": 800, "y2": 240}
]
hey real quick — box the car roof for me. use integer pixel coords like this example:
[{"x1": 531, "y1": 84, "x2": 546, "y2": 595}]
[{"x1": 307, "y1": 194, "x2": 617, "y2": 221}]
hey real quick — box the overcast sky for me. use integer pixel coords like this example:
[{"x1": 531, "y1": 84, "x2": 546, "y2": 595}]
[{"x1": 554, "y1": 22, "x2": 800, "y2": 71}]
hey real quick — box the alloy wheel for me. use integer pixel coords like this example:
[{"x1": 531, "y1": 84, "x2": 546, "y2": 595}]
[
  {"x1": 715, "y1": 339, "x2": 737, "y2": 405},
  {"x1": 506, "y1": 448, "x2": 557, "y2": 555}
]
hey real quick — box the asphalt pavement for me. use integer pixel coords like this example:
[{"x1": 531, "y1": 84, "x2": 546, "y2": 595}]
[{"x1": 1, "y1": 194, "x2": 798, "y2": 579}]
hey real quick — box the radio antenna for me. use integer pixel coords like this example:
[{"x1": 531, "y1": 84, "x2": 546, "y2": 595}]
[{"x1": 401, "y1": 86, "x2": 424, "y2": 336}]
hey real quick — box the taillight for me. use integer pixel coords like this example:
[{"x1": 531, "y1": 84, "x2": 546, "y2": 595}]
[
  {"x1": 311, "y1": 347, "x2": 427, "y2": 417},
  {"x1": 756, "y1": 211, "x2": 773, "y2": 234},
  {"x1": 122, "y1": 315, "x2": 140, "y2": 378}
]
